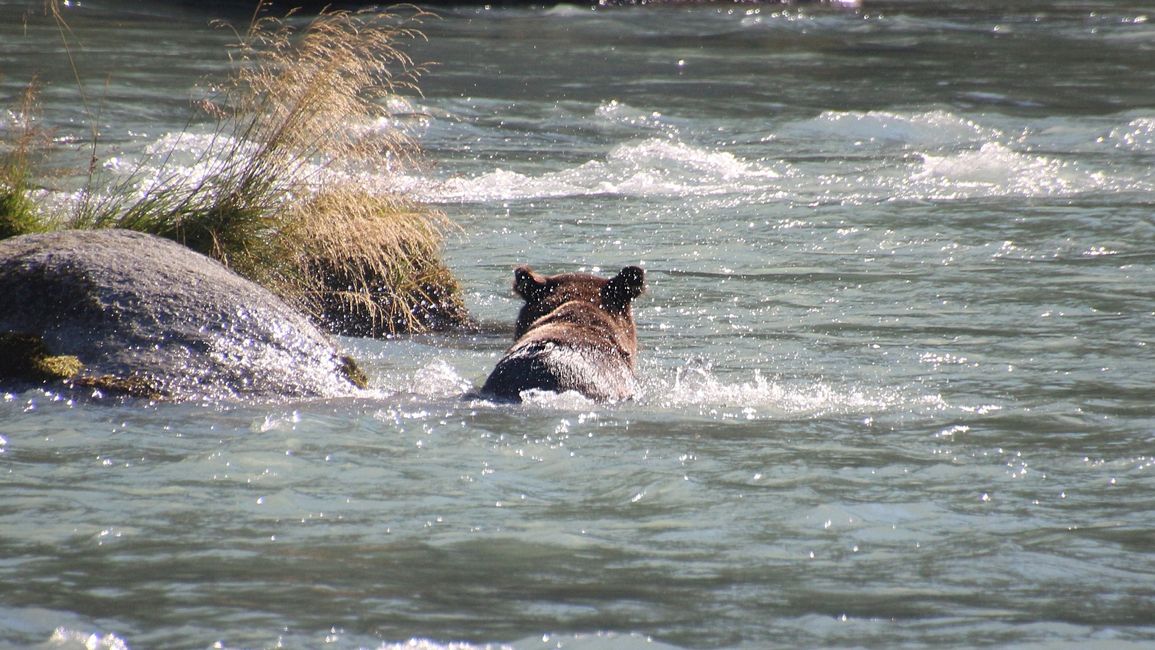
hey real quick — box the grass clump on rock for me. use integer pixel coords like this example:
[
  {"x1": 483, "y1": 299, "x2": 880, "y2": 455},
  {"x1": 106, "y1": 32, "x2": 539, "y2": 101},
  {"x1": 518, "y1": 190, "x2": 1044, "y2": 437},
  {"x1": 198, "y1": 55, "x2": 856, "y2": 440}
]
[{"x1": 10, "y1": 4, "x2": 470, "y2": 336}]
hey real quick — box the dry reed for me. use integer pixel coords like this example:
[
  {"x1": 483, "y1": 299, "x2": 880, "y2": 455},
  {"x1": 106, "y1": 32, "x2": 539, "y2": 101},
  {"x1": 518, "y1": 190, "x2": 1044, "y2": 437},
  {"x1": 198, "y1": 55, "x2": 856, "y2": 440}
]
[
  {"x1": 277, "y1": 188, "x2": 469, "y2": 335},
  {"x1": 0, "y1": 82, "x2": 48, "y2": 239},
  {"x1": 51, "y1": 4, "x2": 469, "y2": 334}
]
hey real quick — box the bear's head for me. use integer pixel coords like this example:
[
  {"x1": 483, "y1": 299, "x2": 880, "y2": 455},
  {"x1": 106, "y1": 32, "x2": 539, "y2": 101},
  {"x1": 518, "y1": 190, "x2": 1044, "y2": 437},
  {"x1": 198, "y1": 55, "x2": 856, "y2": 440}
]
[{"x1": 511, "y1": 265, "x2": 645, "y2": 340}]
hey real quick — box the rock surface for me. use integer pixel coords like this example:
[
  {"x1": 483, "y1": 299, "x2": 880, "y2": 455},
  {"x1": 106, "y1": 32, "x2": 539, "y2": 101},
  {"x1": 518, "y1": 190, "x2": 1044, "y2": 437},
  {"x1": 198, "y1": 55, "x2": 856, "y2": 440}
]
[{"x1": 0, "y1": 229, "x2": 362, "y2": 401}]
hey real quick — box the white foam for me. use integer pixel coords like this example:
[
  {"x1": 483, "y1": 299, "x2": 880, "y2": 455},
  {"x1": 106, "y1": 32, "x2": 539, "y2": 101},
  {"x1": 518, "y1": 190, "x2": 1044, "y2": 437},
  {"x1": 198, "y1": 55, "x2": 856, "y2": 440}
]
[
  {"x1": 376, "y1": 639, "x2": 511, "y2": 650},
  {"x1": 1109, "y1": 115, "x2": 1155, "y2": 152},
  {"x1": 911, "y1": 142, "x2": 1084, "y2": 198},
  {"x1": 769, "y1": 109, "x2": 1155, "y2": 201},
  {"x1": 83, "y1": 107, "x2": 1149, "y2": 222},
  {"x1": 46, "y1": 627, "x2": 130, "y2": 650},
  {"x1": 411, "y1": 138, "x2": 779, "y2": 203}
]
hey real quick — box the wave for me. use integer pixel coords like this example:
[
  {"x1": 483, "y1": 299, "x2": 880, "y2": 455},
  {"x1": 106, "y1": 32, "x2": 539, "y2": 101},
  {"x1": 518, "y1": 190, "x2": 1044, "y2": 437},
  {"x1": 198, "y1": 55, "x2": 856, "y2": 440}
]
[
  {"x1": 40, "y1": 629, "x2": 672, "y2": 650},
  {"x1": 374, "y1": 638, "x2": 511, "y2": 650},
  {"x1": 774, "y1": 109, "x2": 1002, "y2": 149},
  {"x1": 773, "y1": 110, "x2": 1154, "y2": 199},
  {"x1": 95, "y1": 108, "x2": 1154, "y2": 211},
  {"x1": 397, "y1": 106, "x2": 1155, "y2": 205},
  {"x1": 375, "y1": 633, "x2": 681, "y2": 650}
]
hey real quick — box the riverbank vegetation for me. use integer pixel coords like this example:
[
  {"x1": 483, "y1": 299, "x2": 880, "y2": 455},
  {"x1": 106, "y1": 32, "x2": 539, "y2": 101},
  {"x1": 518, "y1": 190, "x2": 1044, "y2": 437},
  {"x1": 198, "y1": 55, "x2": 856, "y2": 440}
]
[
  {"x1": 0, "y1": 3, "x2": 470, "y2": 336},
  {"x1": 0, "y1": 83, "x2": 47, "y2": 240}
]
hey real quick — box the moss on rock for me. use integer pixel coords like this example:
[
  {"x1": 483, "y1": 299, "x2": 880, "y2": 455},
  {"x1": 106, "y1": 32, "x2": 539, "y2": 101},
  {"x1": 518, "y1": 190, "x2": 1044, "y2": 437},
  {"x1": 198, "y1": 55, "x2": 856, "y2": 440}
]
[
  {"x1": 71, "y1": 374, "x2": 168, "y2": 401},
  {"x1": 0, "y1": 332, "x2": 83, "y2": 382},
  {"x1": 338, "y1": 355, "x2": 370, "y2": 390},
  {"x1": 1, "y1": 332, "x2": 165, "y2": 399}
]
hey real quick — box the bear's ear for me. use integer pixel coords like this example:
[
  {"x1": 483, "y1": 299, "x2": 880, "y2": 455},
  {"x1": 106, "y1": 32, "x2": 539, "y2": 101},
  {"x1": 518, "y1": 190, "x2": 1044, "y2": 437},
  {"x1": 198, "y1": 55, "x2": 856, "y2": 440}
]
[
  {"x1": 603, "y1": 265, "x2": 645, "y2": 310},
  {"x1": 513, "y1": 266, "x2": 548, "y2": 301}
]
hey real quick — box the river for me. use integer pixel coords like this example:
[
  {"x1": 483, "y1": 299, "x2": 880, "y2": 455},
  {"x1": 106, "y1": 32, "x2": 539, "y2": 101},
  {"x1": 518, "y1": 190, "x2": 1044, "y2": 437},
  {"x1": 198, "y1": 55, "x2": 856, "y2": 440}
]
[{"x1": 2, "y1": 1, "x2": 1154, "y2": 648}]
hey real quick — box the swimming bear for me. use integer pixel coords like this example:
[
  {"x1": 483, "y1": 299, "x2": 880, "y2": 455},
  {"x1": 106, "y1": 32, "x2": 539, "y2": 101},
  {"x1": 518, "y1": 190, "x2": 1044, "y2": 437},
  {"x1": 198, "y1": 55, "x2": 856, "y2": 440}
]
[{"x1": 480, "y1": 265, "x2": 645, "y2": 402}]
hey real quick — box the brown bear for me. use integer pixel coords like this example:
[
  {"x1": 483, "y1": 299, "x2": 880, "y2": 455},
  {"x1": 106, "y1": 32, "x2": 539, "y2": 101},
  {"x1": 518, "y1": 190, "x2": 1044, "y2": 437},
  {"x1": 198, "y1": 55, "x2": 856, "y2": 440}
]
[{"x1": 480, "y1": 265, "x2": 645, "y2": 402}]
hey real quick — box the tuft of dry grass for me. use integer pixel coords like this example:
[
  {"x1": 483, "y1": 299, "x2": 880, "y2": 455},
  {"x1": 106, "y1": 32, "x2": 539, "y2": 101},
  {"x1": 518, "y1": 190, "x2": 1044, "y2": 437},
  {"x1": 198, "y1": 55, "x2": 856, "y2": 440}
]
[
  {"x1": 44, "y1": 4, "x2": 470, "y2": 335},
  {"x1": 0, "y1": 82, "x2": 49, "y2": 239},
  {"x1": 274, "y1": 187, "x2": 469, "y2": 336},
  {"x1": 76, "y1": 5, "x2": 429, "y2": 246},
  {"x1": 221, "y1": 5, "x2": 426, "y2": 168}
]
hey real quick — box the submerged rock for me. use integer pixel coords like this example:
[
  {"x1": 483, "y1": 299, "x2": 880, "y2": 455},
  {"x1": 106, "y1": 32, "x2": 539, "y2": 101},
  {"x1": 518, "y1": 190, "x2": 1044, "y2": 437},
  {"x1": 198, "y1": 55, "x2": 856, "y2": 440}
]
[{"x1": 0, "y1": 229, "x2": 365, "y2": 401}]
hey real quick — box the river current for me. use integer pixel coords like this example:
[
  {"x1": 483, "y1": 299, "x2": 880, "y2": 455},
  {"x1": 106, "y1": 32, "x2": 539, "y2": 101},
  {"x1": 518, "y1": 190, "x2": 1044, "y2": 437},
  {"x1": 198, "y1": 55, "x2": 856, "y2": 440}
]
[{"x1": 2, "y1": 1, "x2": 1154, "y2": 648}]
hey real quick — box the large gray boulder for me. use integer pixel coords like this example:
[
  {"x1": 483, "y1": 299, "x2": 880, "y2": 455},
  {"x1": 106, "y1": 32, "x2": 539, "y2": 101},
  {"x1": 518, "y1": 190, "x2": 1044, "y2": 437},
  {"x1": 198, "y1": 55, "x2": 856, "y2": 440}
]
[{"x1": 0, "y1": 229, "x2": 364, "y2": 401}]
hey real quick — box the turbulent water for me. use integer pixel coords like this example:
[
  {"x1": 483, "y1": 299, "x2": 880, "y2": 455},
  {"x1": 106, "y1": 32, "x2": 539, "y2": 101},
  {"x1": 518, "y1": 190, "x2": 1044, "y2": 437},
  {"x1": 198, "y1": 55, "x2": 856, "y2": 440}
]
[{"x1": 3, "y1": 1, "x2": 1155, "y2": 648}]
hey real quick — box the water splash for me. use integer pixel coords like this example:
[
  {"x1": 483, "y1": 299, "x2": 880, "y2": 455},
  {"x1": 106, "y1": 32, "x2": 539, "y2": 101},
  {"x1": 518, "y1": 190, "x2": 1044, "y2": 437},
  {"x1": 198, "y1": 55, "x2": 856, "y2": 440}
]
[
  {"x1": 594, "y1": 99, "x2": 682, "y2": 136},
  {"x1": 639, "y1": 364, "x2": 945, "y2": 420},
  {"x1": 518, "y1": 388, "x2": 598, "y2": 410},
  {"x1": 410, "y1": 359, "x2": 477, "y2": 398}
]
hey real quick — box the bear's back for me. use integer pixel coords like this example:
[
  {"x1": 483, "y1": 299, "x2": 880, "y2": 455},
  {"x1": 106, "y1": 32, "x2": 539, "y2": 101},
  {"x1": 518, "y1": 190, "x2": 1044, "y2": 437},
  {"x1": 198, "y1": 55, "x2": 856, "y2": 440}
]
[{"x1": 481, "y1": 265, "x2": 645, "y2": 403}]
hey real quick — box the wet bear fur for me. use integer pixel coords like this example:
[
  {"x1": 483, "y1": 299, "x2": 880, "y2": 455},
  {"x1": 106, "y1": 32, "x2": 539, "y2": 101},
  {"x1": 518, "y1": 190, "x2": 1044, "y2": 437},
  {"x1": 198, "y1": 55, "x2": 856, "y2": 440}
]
[{"x1": 481, "y1": 265, "x2": 645, "y2": 402}]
